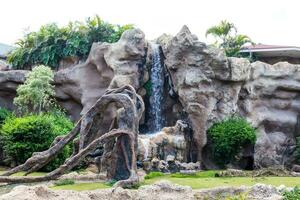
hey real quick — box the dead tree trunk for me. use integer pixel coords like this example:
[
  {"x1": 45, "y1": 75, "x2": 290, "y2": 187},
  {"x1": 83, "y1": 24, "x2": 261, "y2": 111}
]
[{"x1": 0, "y1": 85, "x2": 144, "y2": 187}]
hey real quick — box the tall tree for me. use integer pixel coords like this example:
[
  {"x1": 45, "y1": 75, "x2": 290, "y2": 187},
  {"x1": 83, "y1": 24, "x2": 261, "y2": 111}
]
[
  {"x1": 14, "y1": 65, "x2": 55, "y2": 114},
  {"x1": 206, "y1": 20, "x2": 253, "y2": 57}
]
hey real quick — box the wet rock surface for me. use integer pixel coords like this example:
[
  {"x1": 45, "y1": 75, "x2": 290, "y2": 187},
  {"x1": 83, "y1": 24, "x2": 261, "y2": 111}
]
[{"x1": 137, "y1": 120, "x2": 187, "y2": 163}]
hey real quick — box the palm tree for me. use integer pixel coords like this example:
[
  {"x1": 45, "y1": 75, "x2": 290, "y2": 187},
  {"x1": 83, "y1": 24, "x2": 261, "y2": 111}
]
[{"x1": 206, "y1": 20, "x2": 253, "y2": 57}]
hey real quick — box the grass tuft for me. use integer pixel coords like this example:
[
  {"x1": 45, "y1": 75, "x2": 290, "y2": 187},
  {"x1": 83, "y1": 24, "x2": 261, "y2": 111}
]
[
  {"x1": 51, "y1": 182, "x2": 110, "y2": 191},
  {"x1": 144, "y1": 171, "x2": 164, "y2": 179},
  {"x1": 54, "y1": 179, "x2": 75, "y2": 186},
  {"x1": 171, "y1": 170, "x2": 217, "y2": 178}
]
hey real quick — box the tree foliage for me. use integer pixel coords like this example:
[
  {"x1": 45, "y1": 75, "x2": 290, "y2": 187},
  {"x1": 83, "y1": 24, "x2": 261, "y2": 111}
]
[
  {"x1": 206, "y1": 20, "x2": 253, "y2": 57},
  {"x1": 8, "y1": 15, "x2": 133, "y2": 69},
  {"x1": 14, "y1": 65, "x2": 55, "y2": 114},
  {"x1": 207, "y1": 117, "x2": 256, "y2": 167}
]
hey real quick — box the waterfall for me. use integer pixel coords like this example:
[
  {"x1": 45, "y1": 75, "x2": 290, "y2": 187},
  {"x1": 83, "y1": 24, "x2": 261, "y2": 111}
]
[
  {"x1": 149, "y1": 43, "x2": 164, "y2": 132},
  {"x1": 140, "y1": 138, "x2": 150, "y2": 161},
  {"x1": 139, "y1": 131, "x2": 164, "y2": 160}
]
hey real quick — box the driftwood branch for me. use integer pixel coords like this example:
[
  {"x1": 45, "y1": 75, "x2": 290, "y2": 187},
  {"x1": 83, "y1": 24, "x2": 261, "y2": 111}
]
[{"x1": 0, "y1": 84, "x2": 144, "y2": 188}]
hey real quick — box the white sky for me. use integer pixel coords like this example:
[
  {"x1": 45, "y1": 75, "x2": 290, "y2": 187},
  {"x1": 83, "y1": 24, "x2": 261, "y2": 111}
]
[{"x1": 1, "y1": 0, "x2": 300, "y2": 46}]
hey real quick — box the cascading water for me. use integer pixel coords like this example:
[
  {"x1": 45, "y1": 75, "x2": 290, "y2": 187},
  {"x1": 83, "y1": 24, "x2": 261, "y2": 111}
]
[{"x1": 149, "y1": 43, "x2": 165, "y2": 132}]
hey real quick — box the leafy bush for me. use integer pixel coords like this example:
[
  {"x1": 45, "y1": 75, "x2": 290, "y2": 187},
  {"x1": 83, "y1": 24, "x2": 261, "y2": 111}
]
[
  {"x1": 1, "y1": 113, "x2": 73, "y2": 171},
  {"x1": 283, "y1": 187, "x2": 300, "y2": 200},
  {"x1": 0, "y1": 108, "x2": 11, "y2": 165},
  {"x1": 144, "y1": 171, "x2": 164, "y2": 179},
  {"x1": 207, "y1": 117, "x2": 256, "y2": 167},
  {"x1": 8, "y1": 15, "x2": 133, "y2": 69},
  {"x1": 0, "y1": 108, "x2": 11, "y2": 126},
  {"x1": 54, "y1": 179, "x2": 75, "y2": 186}
]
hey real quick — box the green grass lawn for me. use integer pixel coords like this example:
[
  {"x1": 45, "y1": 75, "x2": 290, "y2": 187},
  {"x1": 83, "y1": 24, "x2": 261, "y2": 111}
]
[
  {"x1": 51, "y1": 182, "x2": 110, "y2": 191},
  {"x1": 1, "y1": 169, "x2": 300, "y2": 191},
  {"x1": 143, "y1": 175, "x2": 300, "y2": 189},
  {"x1": 0, "y1": 169, "x2": 47, "y2": 177},
  {"x1": 51, "y1": 171, "x2": 300, "y2": 191},
  {"x1": 50, "y1": 176, "x2": 300, "y2": 191}
]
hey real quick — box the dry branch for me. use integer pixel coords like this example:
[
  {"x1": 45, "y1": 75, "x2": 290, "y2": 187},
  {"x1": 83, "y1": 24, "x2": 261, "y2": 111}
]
[{"x1": 0, "y1": 84, "x2": 144, "y2": 188}]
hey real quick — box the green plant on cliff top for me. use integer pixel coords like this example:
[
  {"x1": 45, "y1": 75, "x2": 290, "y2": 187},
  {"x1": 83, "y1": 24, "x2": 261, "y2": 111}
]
[
  {"x1": 8, "y1": 15, "x2": 133, "y2": 69},
  {"x1": 206, "y1": 20, "x2": 253, "y2": 57}
]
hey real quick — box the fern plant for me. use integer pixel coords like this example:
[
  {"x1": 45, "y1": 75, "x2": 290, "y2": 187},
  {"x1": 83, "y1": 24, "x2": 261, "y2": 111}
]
[{"x1": 8, "y1": 15, "x2": 133, "y2": 69}]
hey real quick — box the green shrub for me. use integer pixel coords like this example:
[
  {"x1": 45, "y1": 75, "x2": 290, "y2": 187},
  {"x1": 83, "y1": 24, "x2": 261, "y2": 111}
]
[
  {"x1": 8, "y1": 15, "x2": 133, "y2": 69},
  {"x1": 0, "y1": 108, "x2": 11, "y2": 126},
  {"x1": 0, "y1": 108, "x2": 11, "y2": 165},
  {"x1": 54, "y1": 179, "x2": 75, "y2": 186},
  {"x1": 44, "y1": 111, "x2": 74, "y2": 135},
  {"x1": 105, "y1": 179, "x2": 117, "y2": 187},
  {"x1": 144, "y1": 171, "x2": 164, "y2": 179},
  {"x1": 283, "y1": 187, "x2": 300, "y2": 200},
  {"x1": 1, "y1": 113, "x2": 73, "y2": 171},
  {"x1": 207, "y1": 117, "x2": 256, "y2": 167}
]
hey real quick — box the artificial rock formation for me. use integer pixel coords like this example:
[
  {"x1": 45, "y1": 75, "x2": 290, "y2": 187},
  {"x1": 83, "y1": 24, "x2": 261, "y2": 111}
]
[
  {"x1": 55, "y1": 28, "x2": 147, "y2": 121},
  {"x1": 160, "y1": 25, "x2": 246, "y2": 163},
  {"x1": 240, "y1": 61, "x2": 300, "y2": 168},
  {"x1": 0, "y1": 70, "x2": 28, "y2": 110},
  {"x1": 159, "y1": 25, "x2": 300, "y2": 169},
  {"x1": 137, "y1": 120, "x2": 188, "y2": 162},
  {"x1": 0, "y1": 28, "x2": 147, "y2": 121},
  {"x1": 0, "y1": 28, "x2": 147, "y2": 186},
  {"x1": 1, "y1": 25, "x2": 300, "y2": 171}
]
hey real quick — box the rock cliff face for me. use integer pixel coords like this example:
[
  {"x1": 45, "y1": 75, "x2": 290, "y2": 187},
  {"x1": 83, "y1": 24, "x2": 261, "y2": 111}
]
[
  {"x1": 137, "y1": 120, "x2": 187, "y2": 163},
  {"x1": 55, "y1": 28, "x2": 147, "y2": 121},
  {"x1": 160, "y1": 26, "x2": 300, "y2": 168},
  {"x1": 0, "y1": 70, "x2": 28, "y2": 110},
  {"x1": 0, "y1": 29, "x2": 147, "y2": 122},
  {"x1": 240, "y1": 61, "x2": 300, "y2": 168},
  {"x1": 161, "y1": 26, "x2": 248, "y2": 163},
  {"x1": 1, "y1": 26, "x2": 300, "y2": 169}
]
